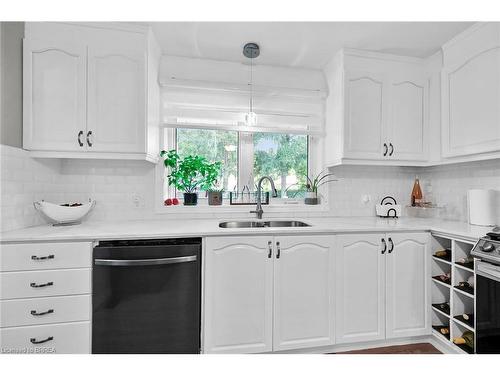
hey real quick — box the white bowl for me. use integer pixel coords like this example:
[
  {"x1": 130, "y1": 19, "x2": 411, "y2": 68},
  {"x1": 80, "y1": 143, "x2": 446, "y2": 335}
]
[{"x1": 34, "y1": 200, "x2": 96, "y2": 225}]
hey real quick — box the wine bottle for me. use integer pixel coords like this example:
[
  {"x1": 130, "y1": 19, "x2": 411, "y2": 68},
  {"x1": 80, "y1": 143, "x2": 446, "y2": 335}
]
[
  {"x1": 435, "y1": 249, "x2": 449, "y2": 257},
  {"x1": 440, "y1": 327, "x2": 450, "y2": 335},
  {"x1": 411, "y1": 176, "x2": 423, "y2": 207},
  {"x1": 453, "y1": 331, "x2": 474, "y2": 349},
  {"x1": 462, "y1": 313, "x2": 474, "y2": 322},
  {"x1": 457, "y1": 256, "x2": 474, "y2": 264},
  {"x1": 467, "y1": 275, "x2": 475, "y2": 288}
]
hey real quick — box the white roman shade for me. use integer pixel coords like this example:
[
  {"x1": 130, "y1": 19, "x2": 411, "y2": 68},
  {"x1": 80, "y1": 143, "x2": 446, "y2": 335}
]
[{"x1": 160, "y1": 56, "x2": 327, "y2": 135}]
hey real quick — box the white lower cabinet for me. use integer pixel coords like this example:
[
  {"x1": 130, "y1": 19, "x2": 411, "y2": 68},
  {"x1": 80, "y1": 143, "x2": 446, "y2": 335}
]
[
  {"x1": 203, "y1": 235, "x2": 335, "y2": 353},
  {"x1": 0, "y1": 322, "x2": 90, "y2": 354},
  {"x1": 0, "y1": 241, "x2": 92, "y2": 354},
  {"x1": 0, "y1": 295, "x2": 91, "y2": 328},
  {"x1": 385, "y1": 233, "x2": 430, "y2": 339},
  {"x1": 335, "y1": 234, "x2": 386, "y2": 344},
  {"x1": 203, "y1": 236, "x2": 273, "y2": 354},
  {"x1": 335, "y1": 232, "x2": 430, "y2": 345},
  {"x1": 273, "y1": 236, "x2": 335, "y2": 351}
]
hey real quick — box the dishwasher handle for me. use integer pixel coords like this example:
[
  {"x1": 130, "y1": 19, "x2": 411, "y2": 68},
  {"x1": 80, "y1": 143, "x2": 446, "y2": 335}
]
[{"x1": 94, "y1": 255, "x2": 197, "y2": 267}]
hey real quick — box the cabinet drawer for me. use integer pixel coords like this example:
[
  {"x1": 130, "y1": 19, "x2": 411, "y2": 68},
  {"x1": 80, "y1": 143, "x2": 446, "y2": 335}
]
[
  {"x1": 0, "y1": 321, "x2": 90, "y2": 354},
  {"x1": 0, "y1": 242, "x2": 92, "y2": 271},
  {"x1": 0, "y1": 269, "x2": 91, "y2": 300},
  {"x1": 1, "y1": 295, "x2": 91, "y2": 328}
]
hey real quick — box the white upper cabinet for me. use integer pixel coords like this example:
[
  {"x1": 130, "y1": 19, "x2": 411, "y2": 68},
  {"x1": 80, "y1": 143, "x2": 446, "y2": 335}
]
[
  {"x1": 324, "y1": 49, "x2": 429, "y2": 167},
  {"x1": 385, "y1": 232, "x2": 431, "y2": 339},
  {"x1": 441, "y1": 23, "x2": 500, "y2": 159},
  {"x1": 273, "y1": 236, "x2": 335, "y2": 351},
  {"x1": 388, "y1": 75, "x2": 428, "y2": 161},
  {"x1": 23, "y1": 23, "x2": 160, "y2": 162},
  {"x1": 23, "y1": 38, "x2": 87, "y2": 151},
  {"x1": 87, "y1": 39, "x2": 146, "y2": 153},
  {"x1": 343, "y1": 71, "x2": 387, "y2": 160}
]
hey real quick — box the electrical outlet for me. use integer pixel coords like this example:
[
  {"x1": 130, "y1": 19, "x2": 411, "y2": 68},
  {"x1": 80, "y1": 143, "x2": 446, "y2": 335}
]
[
  {"x1": 362, "y1": 194, "x2": 371, "y2": 204},
  {"x1": 132, "y1": 193, "x2": 143, "y2": 208}
]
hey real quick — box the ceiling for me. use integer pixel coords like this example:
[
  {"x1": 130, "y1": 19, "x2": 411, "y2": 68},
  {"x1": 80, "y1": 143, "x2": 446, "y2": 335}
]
[{"x1": 151, "y1": 22, "x2": 473, "y2": 70}]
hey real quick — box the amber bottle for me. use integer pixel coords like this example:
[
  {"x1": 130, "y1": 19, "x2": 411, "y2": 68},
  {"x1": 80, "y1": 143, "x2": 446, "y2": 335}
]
[{"x1": 411, "y1": 176, "x2": 423, "y2": 207}]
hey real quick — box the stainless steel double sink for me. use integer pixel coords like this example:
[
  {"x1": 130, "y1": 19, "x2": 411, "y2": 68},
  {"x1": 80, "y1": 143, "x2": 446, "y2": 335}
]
[{"x1": 219, "y1": 220, "x2": 310, "y2": 229}]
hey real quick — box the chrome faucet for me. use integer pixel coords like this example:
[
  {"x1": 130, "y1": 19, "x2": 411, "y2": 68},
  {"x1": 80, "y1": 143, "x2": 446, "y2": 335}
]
[{"x1": 250, "y1": 176, "x2": 278, "y2": 219}]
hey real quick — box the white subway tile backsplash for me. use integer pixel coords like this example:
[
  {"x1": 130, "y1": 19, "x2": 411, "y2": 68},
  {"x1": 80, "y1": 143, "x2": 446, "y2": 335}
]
[
  {"x1": 420, "y1": 159, "x2": 500, "y2": 223},
  {"x1": 1, "y1": 143, "x2": 499, "y2": 232},
  {"x1": 0, "y1": 145, "x2": 62, "y2": 231}
]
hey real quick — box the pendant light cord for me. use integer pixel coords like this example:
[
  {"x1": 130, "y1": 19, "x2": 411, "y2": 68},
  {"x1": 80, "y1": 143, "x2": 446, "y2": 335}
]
[{"x1": 250, "y1": 55, "x2": 253, "y2": 113}]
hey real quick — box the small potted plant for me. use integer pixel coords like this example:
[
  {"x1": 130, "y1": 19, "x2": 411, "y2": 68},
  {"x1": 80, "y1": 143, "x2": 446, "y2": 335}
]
[
  {"x1": 206, "y1": 187, "x2": 224, "y2": 206},
  {"x1": 304, "y1": 170, "x2": 337, "y2": 205},
  {"x1": 160, "y1": 150, "x2": 221, "y2": 206},
  {"x1": 286, "y1": 170, "x2": 337, "y2": 205},
  {"x1": 202, "y1": 164, "x2": 224, "y2": 206}
]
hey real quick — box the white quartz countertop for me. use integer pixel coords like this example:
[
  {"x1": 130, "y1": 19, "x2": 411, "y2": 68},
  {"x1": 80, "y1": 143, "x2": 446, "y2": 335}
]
[{"x1": 0, "y1": 216, "x2": 493, "y2": 243}]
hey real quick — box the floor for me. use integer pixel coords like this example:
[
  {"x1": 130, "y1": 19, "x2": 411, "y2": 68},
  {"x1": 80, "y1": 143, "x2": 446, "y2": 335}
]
[{"x1": 336, "y1": 343, "x2": 442, "y2": 354}]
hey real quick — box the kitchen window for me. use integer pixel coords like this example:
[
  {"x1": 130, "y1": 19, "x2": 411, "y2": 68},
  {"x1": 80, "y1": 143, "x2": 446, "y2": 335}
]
[{"x1": 161, "y1": 128, "x2": 311, "y2": 203}]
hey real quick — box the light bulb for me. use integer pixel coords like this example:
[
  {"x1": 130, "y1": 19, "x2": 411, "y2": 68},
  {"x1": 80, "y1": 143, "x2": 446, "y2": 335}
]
[{"x1": 245, "y1": 111, "x2": 257, "y2": 126}]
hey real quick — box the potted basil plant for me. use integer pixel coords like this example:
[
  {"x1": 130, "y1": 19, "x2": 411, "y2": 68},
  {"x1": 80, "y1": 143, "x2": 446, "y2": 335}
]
[{"x1": 160, "y1": 150, "x2": 221, "y2": 206}]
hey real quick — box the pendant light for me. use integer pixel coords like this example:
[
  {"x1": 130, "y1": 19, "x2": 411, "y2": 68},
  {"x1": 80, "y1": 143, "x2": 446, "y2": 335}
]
[{"x1": 243, "y1": 42, "x2": 260, "y2": 126}]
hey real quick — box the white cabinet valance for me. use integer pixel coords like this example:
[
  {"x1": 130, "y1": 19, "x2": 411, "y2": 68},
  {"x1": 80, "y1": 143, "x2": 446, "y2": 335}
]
[{"x1": 159, "y1": 56, "x2": 327, "y2": 135}]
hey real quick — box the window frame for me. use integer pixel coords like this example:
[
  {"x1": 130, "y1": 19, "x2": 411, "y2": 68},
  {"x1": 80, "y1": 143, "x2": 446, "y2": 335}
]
[{"x1": 155, "y1": 126, "x2": 327, "y2": 213}]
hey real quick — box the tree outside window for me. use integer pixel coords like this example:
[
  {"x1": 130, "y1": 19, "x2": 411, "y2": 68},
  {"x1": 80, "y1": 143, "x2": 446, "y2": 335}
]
[{"x1": 253, "y1": 133, "x2": 308, "y2": 198}]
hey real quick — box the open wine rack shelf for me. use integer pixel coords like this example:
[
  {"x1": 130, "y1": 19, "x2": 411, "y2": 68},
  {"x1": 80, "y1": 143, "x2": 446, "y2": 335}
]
[{"x1": 431, "y1": 234, "x2": 476, "y2": 354}]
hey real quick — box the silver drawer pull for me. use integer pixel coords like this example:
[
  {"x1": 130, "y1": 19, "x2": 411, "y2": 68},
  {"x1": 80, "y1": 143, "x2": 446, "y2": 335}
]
[
  {"x1": 31, "y1": 309, "x2": 54, "y2": 316},
  {"x1": 30, "y1": 282, "x2": 54, "y2": 288},
  {"x1": 30, "y1": 336, "x2": 53, "y2": 344},
  {"x1": 31, "y1": 255, "x2": 55, "y2": 261},
  {"x1": 94, "y1": 255, "x2": 197, "y2": 267}
]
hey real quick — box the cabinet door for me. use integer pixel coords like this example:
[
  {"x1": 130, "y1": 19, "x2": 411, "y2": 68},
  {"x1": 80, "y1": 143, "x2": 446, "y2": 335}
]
[
  {"x1": 87, "y1": 39, "x2": 146, "y2": 153},
  {"x1": 203, "y1": 236, "x2": 273, "y2": 353},
  {"x1": 385, "y1": 232, "x2": 431, "y2": 338},
  {"x1": 23, "y1": 38, "x2": 87, "y2": 151},
  {"x1": 273, "y1": 236, "x2": 335, "y2": 351},
  {"x1": 441, "y1": 24, "x2": 500, "y2": 157},
  {"x1": 344, "y1": 71, "x2": 387, "y2": 160},
  {"x1": 387, "y1": 77, "x2": 428, "y2": 161},
  {"x1": 335, "y1": 234, "x2": 386, "y2": 344}
]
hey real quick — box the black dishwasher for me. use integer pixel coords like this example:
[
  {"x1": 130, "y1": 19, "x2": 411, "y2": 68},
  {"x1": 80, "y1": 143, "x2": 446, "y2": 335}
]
[{"x1": 92, "y1": 238, "x2": 201, "y2": 354}]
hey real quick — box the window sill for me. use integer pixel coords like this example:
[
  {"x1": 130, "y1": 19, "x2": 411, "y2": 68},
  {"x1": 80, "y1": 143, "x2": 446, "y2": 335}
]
[{"x1": 155, "y1": 201, "x2": 329, "y2": 215}]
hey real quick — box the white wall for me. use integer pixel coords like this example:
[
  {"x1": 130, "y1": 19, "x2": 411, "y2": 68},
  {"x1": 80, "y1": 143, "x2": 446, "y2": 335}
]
[{"x1": 0, "y1": 22, "x2": 24, "y2": 148}]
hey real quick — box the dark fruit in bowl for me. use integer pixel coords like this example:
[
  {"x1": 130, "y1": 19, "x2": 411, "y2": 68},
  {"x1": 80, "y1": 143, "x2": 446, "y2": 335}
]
[
  {"x1": 60, "y1": 203, "x2": 83, "y2": 207},
  {"x1": 164, "y1": 198, "x2": 172, "y2": 206},
  {"x1": 172, "y1": 198, "x2": 179, "y2": 205}
]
